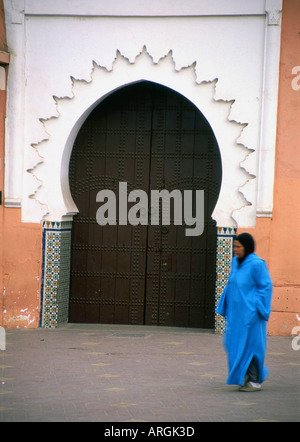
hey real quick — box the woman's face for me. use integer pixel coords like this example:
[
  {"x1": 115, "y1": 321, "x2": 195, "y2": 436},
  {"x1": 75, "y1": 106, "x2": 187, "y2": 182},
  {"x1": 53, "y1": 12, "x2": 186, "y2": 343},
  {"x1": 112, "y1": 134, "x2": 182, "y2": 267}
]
[{"x1": 234, "y1": 240, "x2": 245, "y2": 259}]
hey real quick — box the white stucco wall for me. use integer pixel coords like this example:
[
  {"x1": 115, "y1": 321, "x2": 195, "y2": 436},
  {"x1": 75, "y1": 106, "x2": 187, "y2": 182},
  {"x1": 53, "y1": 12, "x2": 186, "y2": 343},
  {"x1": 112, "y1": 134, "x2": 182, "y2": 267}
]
[{"x1": 3, "y1": 0, "x2": 282, "y2": 227}]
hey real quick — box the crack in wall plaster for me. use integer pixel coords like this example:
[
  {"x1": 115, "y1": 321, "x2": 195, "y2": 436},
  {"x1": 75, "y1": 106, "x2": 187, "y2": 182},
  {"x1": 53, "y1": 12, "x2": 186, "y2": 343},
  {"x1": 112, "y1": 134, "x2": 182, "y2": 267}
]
[{"x1": 28, "y1": 46, "x2": 255, "y2": 226}]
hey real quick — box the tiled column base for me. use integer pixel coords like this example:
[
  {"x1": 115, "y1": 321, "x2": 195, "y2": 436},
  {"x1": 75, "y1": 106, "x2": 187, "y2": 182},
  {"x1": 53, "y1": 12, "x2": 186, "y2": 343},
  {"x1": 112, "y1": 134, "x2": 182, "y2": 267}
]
[
  {"x1": 215, "y1": 227, "x2": 237, "y2": 334},
  {"x1": 40, "y1": 221, "x2": 72, "y2": 328},
  {"x1": 39, "y1": 221, "x2": 235, "y2": 330}
]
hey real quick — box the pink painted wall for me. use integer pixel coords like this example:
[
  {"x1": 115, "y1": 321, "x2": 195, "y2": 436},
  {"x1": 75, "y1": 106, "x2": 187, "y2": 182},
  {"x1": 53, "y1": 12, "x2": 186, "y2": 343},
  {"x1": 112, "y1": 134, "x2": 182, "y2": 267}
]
[{"x1": 0, "y1": 210, "x2": 42, "y2": 328}]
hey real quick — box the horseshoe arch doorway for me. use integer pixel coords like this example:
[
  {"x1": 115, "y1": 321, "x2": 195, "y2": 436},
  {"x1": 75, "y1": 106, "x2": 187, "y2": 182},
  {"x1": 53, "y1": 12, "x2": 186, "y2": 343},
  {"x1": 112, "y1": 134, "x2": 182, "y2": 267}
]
[{"x1": 68, "y1": 81, "x2": 222, "y2": 328}]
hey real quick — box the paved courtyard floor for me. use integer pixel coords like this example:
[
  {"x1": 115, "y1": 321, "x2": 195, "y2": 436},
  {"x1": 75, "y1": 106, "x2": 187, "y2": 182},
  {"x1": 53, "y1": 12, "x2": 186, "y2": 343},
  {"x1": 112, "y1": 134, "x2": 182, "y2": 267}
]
[{"x1": 0, "y1": 324, "x2": 299, "y2": 423}]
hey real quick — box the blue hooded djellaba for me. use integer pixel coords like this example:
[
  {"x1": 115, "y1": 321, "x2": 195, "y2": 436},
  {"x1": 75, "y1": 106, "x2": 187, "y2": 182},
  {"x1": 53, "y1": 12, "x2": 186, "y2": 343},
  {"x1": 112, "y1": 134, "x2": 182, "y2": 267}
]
[{"x1": 216, "y1": 246, "x2": 273, "y2": 386}]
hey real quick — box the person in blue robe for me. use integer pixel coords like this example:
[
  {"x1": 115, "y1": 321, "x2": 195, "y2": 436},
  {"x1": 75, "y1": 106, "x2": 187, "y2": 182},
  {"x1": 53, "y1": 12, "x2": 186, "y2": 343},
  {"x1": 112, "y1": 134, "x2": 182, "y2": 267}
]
[{"x1": 216, "y1": 233, "x2": 273, "y2": 391}]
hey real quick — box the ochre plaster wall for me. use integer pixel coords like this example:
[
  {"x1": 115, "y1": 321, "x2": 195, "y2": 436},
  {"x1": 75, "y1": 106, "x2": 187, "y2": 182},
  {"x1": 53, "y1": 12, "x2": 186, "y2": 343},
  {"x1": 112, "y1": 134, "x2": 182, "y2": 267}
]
[{"x1": 0, "y1": 209, "x2": 42, "y2": 328}]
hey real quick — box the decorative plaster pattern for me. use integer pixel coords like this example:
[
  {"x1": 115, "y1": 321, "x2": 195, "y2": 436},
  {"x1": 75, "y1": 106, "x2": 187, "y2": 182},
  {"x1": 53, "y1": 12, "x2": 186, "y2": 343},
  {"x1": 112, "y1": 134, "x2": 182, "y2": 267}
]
[
  {"x1": 28, "y1": 48, "x2": 255, "y2": 228},
  {"x1": 4, "y1": 1, "x2": 283, "y2": 224}
]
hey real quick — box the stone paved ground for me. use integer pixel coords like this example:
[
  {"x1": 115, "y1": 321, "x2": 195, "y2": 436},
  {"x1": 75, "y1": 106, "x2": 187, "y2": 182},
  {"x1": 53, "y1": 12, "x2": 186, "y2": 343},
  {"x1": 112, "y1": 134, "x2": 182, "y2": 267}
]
[{"x1": 0, "y1": 324, "x2": 299, "y2": 423}]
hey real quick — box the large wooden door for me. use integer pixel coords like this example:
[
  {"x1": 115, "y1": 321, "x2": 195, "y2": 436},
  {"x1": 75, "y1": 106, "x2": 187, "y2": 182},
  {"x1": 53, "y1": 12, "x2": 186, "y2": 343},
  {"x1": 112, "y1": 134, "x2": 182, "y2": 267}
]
[{"x1": 68, "y1": 82, "x2": 222, "y2": 328}]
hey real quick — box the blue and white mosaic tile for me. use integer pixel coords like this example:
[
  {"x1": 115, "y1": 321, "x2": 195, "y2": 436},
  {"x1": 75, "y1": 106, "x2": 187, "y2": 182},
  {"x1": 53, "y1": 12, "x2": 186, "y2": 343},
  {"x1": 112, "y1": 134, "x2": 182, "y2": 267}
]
[
  {"x1": 40, "y1": 221, "x2": 72, "y2": 328},
  {"x1": 215, "y1": 227, "x2": 237, "y2": 334}
]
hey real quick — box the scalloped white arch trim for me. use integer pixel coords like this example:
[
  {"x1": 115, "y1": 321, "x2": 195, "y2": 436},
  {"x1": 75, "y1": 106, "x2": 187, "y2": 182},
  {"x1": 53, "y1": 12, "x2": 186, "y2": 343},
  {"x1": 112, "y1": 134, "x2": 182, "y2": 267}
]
[{"x1": 26, "y1": 48, "x2": 256, "y2": 227}]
